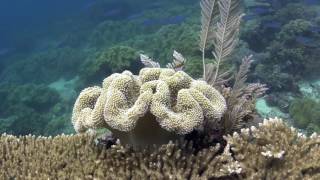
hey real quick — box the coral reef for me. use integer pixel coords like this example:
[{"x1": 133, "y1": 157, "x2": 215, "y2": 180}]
[
  {"x1": 1, "y1": 117, "x2": 319, "y2": 179},
  {"x1": 126, "y1": 23, "x2": 199, "y2": 66},
  {"x1": 0, "y1": 47, "x2": 84, "y2": 84},
  {"x1": 238, "y1": 1, "x2": 320, "y2": 136},
  {"x1": 245, "y1": 3, "x2": 320, "y2": 92},
  {"x1": 72, "y1": 68, "x2": 227, "y2": 147},
  {"x1": 0, "y1": 84, "x2": 73, "y2": 136},
  {"x1": 1, "y1": 1, "x2": 319, "y2": 178},
  {"x1": 89, "y1": 21, "x2": 144, "y2": 48},
  {"x1": 226, "y1": 117, "x2": 320, "y2": 179},
  {"x1": 72, "y1": 0, "x2": 267, "y2": 149},
  {"x1": 289, "y1": 97, "x2": 320, "y2": 134},
  {"x1": 79, "y1": 46, "x2": 142, "y2": 86}
]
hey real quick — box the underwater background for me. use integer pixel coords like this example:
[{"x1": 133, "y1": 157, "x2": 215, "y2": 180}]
[{"x1": 0, "y1": 0, "x2": 319, "y2": 136}]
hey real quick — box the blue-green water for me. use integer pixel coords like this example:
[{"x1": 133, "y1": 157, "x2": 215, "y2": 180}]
[{"x1": 0, "y1": 0, "x2": 319, "y2": 136}]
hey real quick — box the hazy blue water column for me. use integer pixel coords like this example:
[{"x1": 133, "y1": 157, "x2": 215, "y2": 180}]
[{"x1": 0, "y1": 0, "x2": 87, "y2": 47}]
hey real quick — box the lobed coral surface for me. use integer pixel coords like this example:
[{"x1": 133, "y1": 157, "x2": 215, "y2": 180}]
[{"x1": 72, "y1": 68, "x2": 227, "y2": 146}]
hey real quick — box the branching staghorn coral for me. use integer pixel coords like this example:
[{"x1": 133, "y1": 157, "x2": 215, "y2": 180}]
[
  {"x1": 0, "y1": 133, "x2": 238, "y2": 179},
  {"x1": 1, "y1": 117, "x2": 320, "y2": 179},
  {"x1": 72, "y1": 68, "x2": 227, "y2": 147},
  {"x1": 225, "y1": 117, "x2": 320, "y2": 179}
]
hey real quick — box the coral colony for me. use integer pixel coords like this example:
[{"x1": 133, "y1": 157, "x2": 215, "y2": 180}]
[
  {"x1": 0, "y1": 0, "x2": 320, "y2": 179},
  {"x1": 72, "y1": 68, "x2": 227, "y2": 147}
]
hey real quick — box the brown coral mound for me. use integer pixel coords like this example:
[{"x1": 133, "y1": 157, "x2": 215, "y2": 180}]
[{"x1": 1, "y1": 118, "x2": 320, "y2": 179}]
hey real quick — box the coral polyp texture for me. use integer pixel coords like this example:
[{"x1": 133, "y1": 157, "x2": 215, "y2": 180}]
[
  {"x1": 72, "y1": 68, "x2": 227, "y2": 146},
  {"x1": 1, "y1": 118, "x2": 320, "y2": 179},
  {"x1": 225, "y1": 117, "x2": 320, "y2": 179}
]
